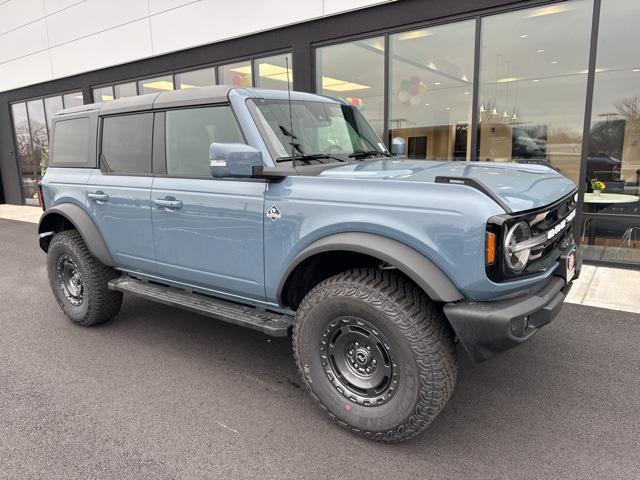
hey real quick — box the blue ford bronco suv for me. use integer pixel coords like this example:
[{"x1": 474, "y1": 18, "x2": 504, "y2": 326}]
[{"x1": 38, "y1": 86, "x2": 579, "y2": 442}]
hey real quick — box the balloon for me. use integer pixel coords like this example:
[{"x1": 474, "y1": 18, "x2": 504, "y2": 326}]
[
  {"x1": 418, "y1": 83, "x2": 427, "y2": 95},
  {"x1": 409, "y1": 95, "x2": 421, "y2": 107},
  {"x1": 409, "y1": 75, "x2": 420, "y2": 87},
  {"x1": 408, "y1": 83, "x2": 419, "y2": 96},
  {"x1": 400, "y1": 79, "x2": 410, "y2": 90},
  {"x1": 240, "y1": 76, "x2": 251, "y2": 87},
  {"x1": 398, "y1": 90, "x2": 410, "y2": 102},
  {"x1": 232, "y1": 74, "x2": 243, "y2": 86}
]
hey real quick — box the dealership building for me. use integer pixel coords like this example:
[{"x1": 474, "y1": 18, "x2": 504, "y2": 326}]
[{"x1": 0, "y1": 0, "x2": 638, "y2": 267}]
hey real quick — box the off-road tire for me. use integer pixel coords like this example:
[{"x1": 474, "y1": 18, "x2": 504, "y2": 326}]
[
  {"x1": 293, "y1": 268, "x2": 457, "y2": 443},
  {"x1": 47, "y1": 229, "x2": 122, "y2": 326}
]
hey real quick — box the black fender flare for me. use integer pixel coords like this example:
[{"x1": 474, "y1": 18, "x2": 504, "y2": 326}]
[
  {"x1": 277, "y1": 232, "x2": 464, "y2": 304},
  {"x1": 38, "y1": 204, "x2": 114, "y2": 267}
]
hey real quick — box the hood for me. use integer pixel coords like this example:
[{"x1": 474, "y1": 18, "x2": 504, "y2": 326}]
[{"x1": 319, "y1": 158, "x2": 576, "y2": 213}]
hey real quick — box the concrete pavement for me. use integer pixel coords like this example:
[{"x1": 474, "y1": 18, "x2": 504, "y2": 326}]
[{"x1": 1, "y1": 218, "x2": 639, "y2": 479}]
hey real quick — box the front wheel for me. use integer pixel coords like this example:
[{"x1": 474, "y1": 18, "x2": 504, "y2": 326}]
[
  {"x1": 293, "y1": 268, "x2": 457, "y2": 443},
  {"x1": 47, "y1": 229, "x2": 122, "y2": 326}
]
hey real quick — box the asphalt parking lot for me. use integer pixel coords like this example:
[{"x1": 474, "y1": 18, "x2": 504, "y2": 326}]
[{"x1": 1, "y1": 218, "x2": 639, "y2": 480}]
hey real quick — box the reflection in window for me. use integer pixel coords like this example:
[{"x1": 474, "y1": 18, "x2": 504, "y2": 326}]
[
  {"x1": 27, "y1": 100, "x2": 49, "y2": 181},
  {"x1": 93, "y1": 85, "x2": 114, "y2": 102},
  {"x1": 582, "y1": 0, "x2": 640, "y2": 264},
  {"x1": 389, "y1": 22, "x2": 475, "y2": 160},
  {"x1": 255, "y1": 53, "x2": 293, "y2": 90},
  {"x1": 477, "y1": 0, "x2": 593, "y2": 183},
  {"x1": 166, "y1": 106, "x2": 244, "y2": 177},
  {"x1": 114, "y1": 82, "x2": 137, "y2": 98},
  {"x1": 63, "y1": 91, "x2": 84, "y2": 108},
  {"x1": 44, "y1": 96, "x2": 64, "y2": 131},
  {"x1": 219, "y1": 61, "x2": 252, "y2": 87},
  {"x1": 176, "y1": 67, "x2": 216, "y2": 89},
  {"x1": 316, "y1": 37, "x2": 385, "y2": 137},
  {"x1": 11, "y1": 103, "x2": 37, "y2": 204},
  {"x1": 138, "y1": 75, "x2": 174, "y2": 94}
]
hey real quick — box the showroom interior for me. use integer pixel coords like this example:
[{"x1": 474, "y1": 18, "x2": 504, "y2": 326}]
[{"x1": 0, "y1": 0, "x2": 638, "y2": 268}]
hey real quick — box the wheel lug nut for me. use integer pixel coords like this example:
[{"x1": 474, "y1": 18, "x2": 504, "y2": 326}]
[
  {"x1": 366, "y1": 368, "x2": 371, "y2": 373},
  {"x1": 366, "y1": 345, "x2": 371, "y2": 350},
  {"x1": 355, "y1": 342, "x2": 359, "y2": 347},
  {"x1": 348, "y1": 350, "x2": 353, "y2": 356},
  {"x1": 372, "y1": 359, "x2": 377, "y2": 365}
]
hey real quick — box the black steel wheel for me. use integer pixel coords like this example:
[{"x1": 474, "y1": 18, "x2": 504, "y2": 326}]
[
  {"x1": 293, "y1": 268, "x2": 457, "y2": 443},
  {"x1": 47, "y1": 230, "x2": 122, "y2": 326},
  {"x1": 56, "y1": 254, "x2": 85, "y2": 307},
  {"x1": 321, "y1": 317, "x2": 398, "y2": 406}
]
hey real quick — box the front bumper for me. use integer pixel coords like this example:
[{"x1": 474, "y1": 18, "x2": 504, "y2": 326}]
[{"x1": 444, "y1": 272, "x2": 574, "y2": 363}]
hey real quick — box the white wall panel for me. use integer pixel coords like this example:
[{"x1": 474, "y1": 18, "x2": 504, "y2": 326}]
[
  {"x1": 323, "y1": 0, "x2": 391, "y2": 16},
  {"x1": 0, "y1": 0, "x2": 45, "y2": 34},
  {"x1": 0, "y1": 19, "x2": 48, "y2": 64},
  {"x1": 148, "y1": 0, "x2": 198, "y2": 15},
  {"x1": 150, "y1": 0, "x2": 323, "y2": 55},
  {"x1": 0, "y1": 0, "x2": 389, "y2": 92},
  {"x1": 43, "y1": 0, "x2": 85, "y2": 15},
  {"x1": 50, "y1": 18, "x2": 152, "y2": 78},
  {"x1": 46, "y1": 0, "x2": 149, "y2": 46},
  {"x1": 0, "y1": 50, "x2": 52, "y2": 92}
]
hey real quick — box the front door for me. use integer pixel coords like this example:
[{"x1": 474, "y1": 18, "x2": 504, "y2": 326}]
[
  {"x1": 86, "y1": 112, "x2": 155, "y2": 274},
  {"x1": 151, "y1": 105, "x2": 266, "y2": 302}
]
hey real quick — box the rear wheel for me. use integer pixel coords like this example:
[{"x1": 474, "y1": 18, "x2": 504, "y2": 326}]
[
  {"x1": 47, "y1": 230, "x2": 122, "y2": 326},
  {"x1": 293, "y1": 268, "x2": 457, "y2": 443}
]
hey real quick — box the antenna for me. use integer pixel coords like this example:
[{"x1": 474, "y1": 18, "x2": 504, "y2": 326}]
[{"x1": 285, "y1": 56, "x2": 296, "y2": 167}]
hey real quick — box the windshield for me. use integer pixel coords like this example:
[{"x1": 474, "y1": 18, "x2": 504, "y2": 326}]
[{"x1": 248, "y1": 98, "x2": 388, "y2": 162}]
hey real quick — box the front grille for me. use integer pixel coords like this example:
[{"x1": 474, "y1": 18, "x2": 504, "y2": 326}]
[{"x1": 524, "y1": 194, "x2": 577, "y2": 273}]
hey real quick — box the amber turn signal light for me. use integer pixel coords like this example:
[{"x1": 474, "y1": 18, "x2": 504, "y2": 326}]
[{"x1": 486, "y1": 232, "x2": 496, "y2": 265}]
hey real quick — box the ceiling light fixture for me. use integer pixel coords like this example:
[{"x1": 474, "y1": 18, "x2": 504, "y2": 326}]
[
  {"x1": 526, "y1": 4, "x2": 574, "y2": 17},
  {"x1": 322, "y1": 76, "x2": 370, "y2": 92},
  {"x1": 537, "y1": 49, "x2": 545, "y2": 53},
  {"x1": 398, "y1": 30, "x2": 432, "y2": 41},
  {"x1": 142, "y1": 80, "x2": 175, "y2": 91},
  {"x1": 497, "y1": 77, "x2": 518, "y2": 83},
  {"x1": 519, "y1": 34, "x2": 528, "y2": 38},
  {"x1": 434, "y1": 82, "x2": 441, "y2": 85},
  {"x1": 551, "y1": 61, "x2": 558, "y2": 64}
]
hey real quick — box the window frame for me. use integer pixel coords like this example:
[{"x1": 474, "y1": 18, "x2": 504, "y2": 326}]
[{"x1": 98, "y1": 112, "x2": 155, "y2": 177}]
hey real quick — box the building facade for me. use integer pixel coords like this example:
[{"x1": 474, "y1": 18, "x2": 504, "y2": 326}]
[{"x1": 0, "y1": 0, "x2": 638, "y2": 267}]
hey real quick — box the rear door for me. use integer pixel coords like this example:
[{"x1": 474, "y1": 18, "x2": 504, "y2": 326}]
[
  {"x1": 151, "y1": 105, "x2": 266, "y2": 302},
  {"x1": 86, "y1": 112, "x2": 155, "y2": 274}
]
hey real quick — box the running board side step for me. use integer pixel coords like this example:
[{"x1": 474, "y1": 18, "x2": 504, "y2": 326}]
[{"x1": 108, "y1": 276, "x2": 293, "y2": 337}]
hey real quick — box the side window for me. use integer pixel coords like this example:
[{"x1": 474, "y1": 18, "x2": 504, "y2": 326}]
[
  {"x1": 101, "y1": 113, "x2": 153, "y2": 174},
  {"x1": 51, "y1": 117, "x2": 90, "y2": 164},
  {"x1": 165, "y1": 106, "x2": 244, "y2": 177}
]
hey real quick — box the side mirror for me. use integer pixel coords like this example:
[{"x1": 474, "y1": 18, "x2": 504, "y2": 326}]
[
  {"x1": 209, "y1": 143, "x2": 263, "y2": 179},
  {"x1": 390, "y1": 137, "x2": 406, "y2": 156}
]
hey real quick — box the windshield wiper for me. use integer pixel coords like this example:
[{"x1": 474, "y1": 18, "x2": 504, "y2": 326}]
[
  {"x1": 276, "y1": 153, "x2": 347, "y2": 164},
  {"x1": 348, "y1": 150, "x2": 391, "y2": 159}
]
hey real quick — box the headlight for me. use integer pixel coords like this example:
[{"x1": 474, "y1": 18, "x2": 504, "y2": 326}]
[{"x1": 504, "y1": 221, "x2": 532, "y2": 272}]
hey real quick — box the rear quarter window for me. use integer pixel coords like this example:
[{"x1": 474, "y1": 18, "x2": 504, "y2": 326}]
[{"x1": 51, "y1": 117, "x2": 91, "y2": 165}]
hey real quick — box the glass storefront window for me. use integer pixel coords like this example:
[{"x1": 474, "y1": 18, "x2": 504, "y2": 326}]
[
  {"x1": 176, "y1": 67, "x2": 216, "y2": 89},
  {"x1": 255, "y1": 53, "x2": 293, "y2": 90},
  {"x1": 581, "y1": 0, "x2": 640, "y2": 263},
  {"x1": 138, "y1": 75, "x2": 174, "y2": 94},
  {"x1": 114, "y1": 82, "x2": 138, "y2": 98},
  {"x1": 477, "y1": 0, "x2": 593, "y2": 184},
  {"x1": 44, "y1": 96, "x2": 63, "y2": 131},
  {"x1": 93, "y1": 85, "x2": 114, "y2": 102},
  {"x1": 27, "y1": 99, "x2": 49, "y2": 184},
  {"x1": 63, "y1": 91, "x2": 84, "y2": 108},
  {"x1": 316, "y1": 37, "x2": 385, "y2": 137},
  {"x1": 389, "y1": 22, "x2": 475, "y2": 160},
  {"x1": 219, "y1": 61, "x2": 252, "y2": 87},
  {"x1": 11, "y1": 103, "x2": 37, "y2": 204}
]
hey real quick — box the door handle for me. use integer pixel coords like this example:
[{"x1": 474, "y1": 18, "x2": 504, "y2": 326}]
[
  {"x1": 88, "y1": 191, "x2": 109, "y2": 203},
  {"x1": 153, "y1": 197, "x2": 182, "y2": 209}
]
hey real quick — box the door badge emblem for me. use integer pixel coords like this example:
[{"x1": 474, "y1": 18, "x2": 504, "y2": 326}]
[{"x1": 266, "y1": 205, "x2": 282, "y2": 221}]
